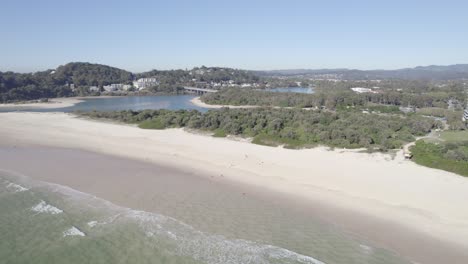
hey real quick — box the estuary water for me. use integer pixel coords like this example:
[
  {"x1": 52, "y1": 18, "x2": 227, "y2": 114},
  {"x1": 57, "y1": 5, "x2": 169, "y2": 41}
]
[
  {"x1": 0, "y1": 88, "x2": 314, "y2": 113},
  {"x1": 0, "y1": 95, "x2": 207, "y2": 113}
]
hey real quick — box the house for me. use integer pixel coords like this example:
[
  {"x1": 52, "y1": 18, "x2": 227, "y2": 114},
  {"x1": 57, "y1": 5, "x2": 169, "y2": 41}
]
[
  {"x1": 122, "y1": 84, "x2": 133, "y2": 91},
  {"x1": 350, "y1": 87, "x2": 376, "y2": 94},
  {"x1": 89, "y1": 86, "x2": 99, "y2": 92},
  {"x1": 133, "y1": 78, "x2": 159, "y2": 90},
  {"x1": 103, "y1": 83, "x2": 125, "y2": 92}
]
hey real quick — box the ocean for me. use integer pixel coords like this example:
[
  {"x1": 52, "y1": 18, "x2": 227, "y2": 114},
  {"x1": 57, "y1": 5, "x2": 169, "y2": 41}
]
[{"x1": 0, "y1": 167, "x2": 412, "y2": 264}]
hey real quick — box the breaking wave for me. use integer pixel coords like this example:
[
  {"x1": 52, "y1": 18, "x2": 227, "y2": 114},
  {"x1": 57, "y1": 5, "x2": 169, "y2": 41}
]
[{"x1": 32, "y1": 178, "x2": 326, "y2": 264}]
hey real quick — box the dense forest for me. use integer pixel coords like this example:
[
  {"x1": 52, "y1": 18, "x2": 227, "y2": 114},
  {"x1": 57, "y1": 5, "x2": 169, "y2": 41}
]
[
  {"x1": 0, "y1": 62, "x2": 133, "y2": 102},
  {"x1": 78, "y1": 108, "x2": 440, "y2": 150},
  {"x1": 202, "y1": 87, "x2": 466, "y2": 110},
  {"x1": 138, "y1": 66, "x2": 260, "y2": 84}
]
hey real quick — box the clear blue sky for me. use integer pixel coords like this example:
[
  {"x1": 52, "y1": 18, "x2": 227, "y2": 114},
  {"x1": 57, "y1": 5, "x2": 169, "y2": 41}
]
[{"x1": 1, "y1": 0, "x2": 468, "y2": 72}]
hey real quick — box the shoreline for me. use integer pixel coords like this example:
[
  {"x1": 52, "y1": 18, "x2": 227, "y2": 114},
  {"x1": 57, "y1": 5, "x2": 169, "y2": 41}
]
[
  {"x1": 190, "y1": 96, "x2": 259, "y2": 109},
  {"x1": 1, "y1": 112, "x2": 468, "y2": 262},
  {"x1": 2, "y1": 145, "x2": 467, "y2": 263},
  {"x1": 190, "y1": 96, "x2": 316, "y2": 111},
  {"x1": 0, "y1": 95, "x2": 122, "y2": 110},
  {"x1": 0, "y1": 97, "x2": 84, "y2": 109}
]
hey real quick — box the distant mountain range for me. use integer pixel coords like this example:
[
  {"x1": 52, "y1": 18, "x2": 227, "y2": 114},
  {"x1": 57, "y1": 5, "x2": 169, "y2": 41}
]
[{"x1": 256, "y1": 64, "x2": 468, "y2": 80}]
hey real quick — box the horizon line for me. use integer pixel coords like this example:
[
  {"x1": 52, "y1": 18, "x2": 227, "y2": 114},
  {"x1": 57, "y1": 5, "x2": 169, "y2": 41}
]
[{"x1": 2, "y1": 62, "x2": 468, "y2": 74}]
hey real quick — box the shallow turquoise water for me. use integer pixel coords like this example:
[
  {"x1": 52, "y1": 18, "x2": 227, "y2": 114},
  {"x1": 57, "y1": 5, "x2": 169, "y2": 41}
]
[{"x1": 0, "y1": 171, "x2": 413, "y2": 264}]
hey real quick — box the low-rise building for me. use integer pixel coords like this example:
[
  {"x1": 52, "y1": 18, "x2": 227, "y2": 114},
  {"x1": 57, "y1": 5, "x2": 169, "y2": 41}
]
[
  {"x1": 89, "y1": 86, "x2": 99, "y2": 92},
  {"x1": 103, "y1": 83, "x2": 126, "y2": 92},
  {"x1": 133, "y1": 78, "x2": 159, "y2": 90},
  {"x1": 122, "y1": 84, "x2": 133, "y2": 91},
  {"x1": 350, "y1": 87, "x2": 376, "y2": 94}
]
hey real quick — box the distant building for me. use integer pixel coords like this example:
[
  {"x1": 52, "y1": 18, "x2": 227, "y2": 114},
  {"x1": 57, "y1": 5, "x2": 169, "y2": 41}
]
[
  {"x1": 89, "y1": 86, "x2": 99, "y2": 92},
  {"x1": 399, "y1": 106, "x2": 416, "y2": 113},
  {"x1": 350, "y1": 87, "x2": 376, "y2": 94},
  {"x1": 133, "y1": 78, "x2": 159, "y2": 90},
  {"x1": 103, "y1": 83, "x2": 125, "y2": 92},
  {"x1": 122, "y1": 84, "x2": 133, "y2": 91},
  {"x1": 195, "y1": 81, "x2": 208, "y2": 88},
  {"x1": 447, "y1": 99, "x2": 459, "y2": 111}
]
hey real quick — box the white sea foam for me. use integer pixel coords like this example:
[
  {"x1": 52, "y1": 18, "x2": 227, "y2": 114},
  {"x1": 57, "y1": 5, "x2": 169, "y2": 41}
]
[
  {"x1": 63, "y1": 226, "x2": 86, "y2": 237},
  {"x1": 359, "y1": 244, "x2": 374, "y2": 254},
  {"x1": 87, "y1": 221, "x2": 98, "y2": 227},
  {"x1": 25, "y1": 178, "x2": 326, "y2": 264},
  {"x1": 5, "y1": 182, "x2": 29, "y2": 192},
  {"x1": 127, "y1": 210, "x2": 325, "y2": 264},
  {"x1": 31, "y1": 200, "x2": 63, "y2": 214}
]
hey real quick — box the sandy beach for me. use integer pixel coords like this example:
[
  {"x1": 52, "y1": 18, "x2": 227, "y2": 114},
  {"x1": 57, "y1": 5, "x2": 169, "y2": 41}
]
[
  {"x1": 190, "y1": 96, "x2": 315, "y2": 110},
  {"x1": 1, "y1": 112, "x2": 468, "y2": 263},
  {"x1": 190, "y1": 96, "x2": 259, "y2": 109},
  {"x1": 0, "y1": 97, "x2": 83, "y2": 109}
]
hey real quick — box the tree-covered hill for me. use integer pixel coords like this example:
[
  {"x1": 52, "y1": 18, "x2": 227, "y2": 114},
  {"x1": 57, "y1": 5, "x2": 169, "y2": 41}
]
[
  {"x1": 54, "y1": 62, "x2": 134, "y2": 87},
  {"x1": 0, "y1": 62, "x2": 134, "y2": 102}
]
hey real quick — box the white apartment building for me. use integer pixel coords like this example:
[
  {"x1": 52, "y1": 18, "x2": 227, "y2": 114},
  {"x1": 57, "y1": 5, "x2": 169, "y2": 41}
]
[
  {"x1": 350, "y1": 87, "x2": 376, "y2": 94},
  {"x1": 133, "y1": 78, "x2": 159, "y2": 90}
]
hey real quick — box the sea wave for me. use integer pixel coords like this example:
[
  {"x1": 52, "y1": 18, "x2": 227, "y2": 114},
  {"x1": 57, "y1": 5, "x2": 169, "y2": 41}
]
[
  {"x1": 31, "y1": 200, "x2": 63, "y2": 214},
  {"x1": 63, "y1": 226, "x2": 86, "y2": 237},
  {"x1": 9, "y1": 174, "x2": 326, "y2": 264},
  {"x1": 6, "y1": 182, "x2": 29, "y2": 192},
  {"x1": 113, "y1": 209, "x2": 325, "y2": 264}
]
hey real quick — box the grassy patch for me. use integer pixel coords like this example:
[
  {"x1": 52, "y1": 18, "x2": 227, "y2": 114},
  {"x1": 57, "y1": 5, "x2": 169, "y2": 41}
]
[
  {"x1": 410, "y1": 140, "x2": 468, "y2": 177},
  {"x1": 440, "y1": 130, "x2": 468, "y2": 142},
  {"x1": 138, "y1": 119, "x2": 165, "y2": 129},
  {"x1": 212, "y1": 129, "x2": 227, "y2": 138},
  {"x1": 252, "y1": 134, "x2": 305, "y2": 149}
]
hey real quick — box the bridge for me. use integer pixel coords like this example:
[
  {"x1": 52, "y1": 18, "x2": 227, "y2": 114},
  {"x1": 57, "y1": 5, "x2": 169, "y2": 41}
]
[{"x1": 183, "y1": 87, "x2": 218, "y2": 95}]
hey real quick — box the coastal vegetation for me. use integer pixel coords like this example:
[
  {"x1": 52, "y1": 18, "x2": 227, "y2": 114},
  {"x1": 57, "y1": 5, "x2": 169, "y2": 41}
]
[
  {"x1": 202, "y1": 87, "x2": 466, "y2": 110},
  {"x1": 78, "y1": 108, "x2": 440, "y2": 150},
  {"x1": 201, "y1": 87, "x2": 467, "y2": 129},
  {"x1": 411, "y1": 138, "x2": 468, "y2": 176}
]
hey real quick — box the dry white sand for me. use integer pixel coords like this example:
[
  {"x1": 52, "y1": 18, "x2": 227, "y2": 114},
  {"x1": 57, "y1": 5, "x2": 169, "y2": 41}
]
[
  {"x1": 191, "y1": 96, "x2": 315, "y2": 110},
  {"x1": 2, "y1": 112, "x2": 468, "y2": 251},
  {"x1": 0, "y1": 97, "x2": 83, "y2": 109},
  {"x1": 190, "y1": 96, "x2": 258, "y2": 108}
]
